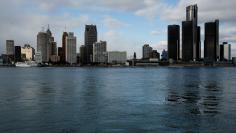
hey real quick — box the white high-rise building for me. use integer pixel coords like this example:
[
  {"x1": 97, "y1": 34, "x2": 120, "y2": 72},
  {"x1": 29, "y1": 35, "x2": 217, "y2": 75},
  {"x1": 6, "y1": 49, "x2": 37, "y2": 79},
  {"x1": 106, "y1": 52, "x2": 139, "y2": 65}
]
[
  {"x1": 66, "y1": 32, "x2": 77, "y2": 64},
  {"x1": 142, "y1": 44, "x2": 153, "y2": 59},
  {"x1": 93, "y1": 41, "x2": 107, "y2": 63}
]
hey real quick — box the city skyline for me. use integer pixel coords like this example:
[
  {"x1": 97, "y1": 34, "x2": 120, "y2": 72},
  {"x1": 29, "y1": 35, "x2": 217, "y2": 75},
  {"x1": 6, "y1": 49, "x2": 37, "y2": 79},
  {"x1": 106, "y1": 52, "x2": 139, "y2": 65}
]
[{"x1": 0, "y1": 0, "x2": 236, "y2": 58}]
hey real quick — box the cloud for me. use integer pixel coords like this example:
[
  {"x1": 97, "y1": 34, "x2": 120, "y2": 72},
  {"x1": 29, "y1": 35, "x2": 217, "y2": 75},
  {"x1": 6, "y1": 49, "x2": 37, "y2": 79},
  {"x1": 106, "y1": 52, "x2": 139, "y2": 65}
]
[
  {"x1": 102, "y1": 16, "x2": 128, "y2": 29},
  {"x1": 150, "y1": 30, "x2": 161, "y2": 36},
  {"x1": 0, "y1": 0, "x2": 236, "y2": 57}
]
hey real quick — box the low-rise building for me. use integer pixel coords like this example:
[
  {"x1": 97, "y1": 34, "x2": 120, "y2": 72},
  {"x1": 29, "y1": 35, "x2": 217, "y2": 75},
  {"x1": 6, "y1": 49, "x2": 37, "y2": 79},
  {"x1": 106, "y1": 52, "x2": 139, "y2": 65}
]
[
  {"x1": 21, "y1": 44, "x2": 35, "y2": 61},
  {"x1": 108, "y1": 51, "x2": 127, "y2": 65}
]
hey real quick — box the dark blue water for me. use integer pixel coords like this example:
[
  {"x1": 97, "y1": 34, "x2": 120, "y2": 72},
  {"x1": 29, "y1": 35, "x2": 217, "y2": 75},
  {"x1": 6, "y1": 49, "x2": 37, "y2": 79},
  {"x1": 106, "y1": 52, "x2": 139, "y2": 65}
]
[{"x1": 0, "y1": 67, "x2": 236, "y2": 133}]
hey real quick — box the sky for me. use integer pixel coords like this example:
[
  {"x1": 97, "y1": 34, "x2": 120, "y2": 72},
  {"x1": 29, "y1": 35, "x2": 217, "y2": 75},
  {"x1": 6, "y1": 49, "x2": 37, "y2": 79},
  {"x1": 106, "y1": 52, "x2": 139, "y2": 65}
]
[{"x1": 0, "y1": 0, "x2": 236, "y2": 58}]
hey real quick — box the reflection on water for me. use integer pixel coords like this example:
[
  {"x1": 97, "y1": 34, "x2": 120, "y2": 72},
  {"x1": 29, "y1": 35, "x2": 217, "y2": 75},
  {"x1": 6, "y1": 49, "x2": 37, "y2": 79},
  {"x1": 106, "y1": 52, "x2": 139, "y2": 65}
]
[{"x1": 0, "y1": 67, "x2": 236, "y2": 133}]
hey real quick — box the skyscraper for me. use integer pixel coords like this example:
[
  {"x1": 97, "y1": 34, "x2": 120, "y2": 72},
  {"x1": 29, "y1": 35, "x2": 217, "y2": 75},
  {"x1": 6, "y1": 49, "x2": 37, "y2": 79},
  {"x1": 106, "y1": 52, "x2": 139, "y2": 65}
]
[
  {"x1": 204, "y1": 20, "x2": 219, "y2": 62},
  {"x1": 84, "y1": 25, "x2": 97, "y2": 64},
  {"x1": 168, "y1": 25, "x2": 180, "y2": 61},
  {"x1": 80, "y1": 45, "x2": 86, "y2": 65},
  {"x1": 93, "y1": 41, "x2": 107, "y2": 64},
  {"x1": 14, "y1": 46, "x2": 21, "y2": 62},
  {"x1": 142, "y1": 44, "x2": 153, "y2": 59},
  {"x1": 6, "y1": 40, "x2": 14, "y2": 55},
  {"x1": 220, "y1": 42, "x2": 231, "y2": 61},
  {"x1": 66, "y1": 32, "x2": 77, "y2": 64},
  {"x1": 62, "y1": 32, "x2": 68, "y2": 63},
  {"x1": 37, "y1": 27, "x2": 55, "y2": 63},
  {"x1": 196, "y1": 26, "x2": 201, "y2": 60},
  {"x1": 182, "y1": 21, "x2": 194, "y2": 61},
  {"x1": 183, "y1": 4, "x2": 200, "y2": 61}
]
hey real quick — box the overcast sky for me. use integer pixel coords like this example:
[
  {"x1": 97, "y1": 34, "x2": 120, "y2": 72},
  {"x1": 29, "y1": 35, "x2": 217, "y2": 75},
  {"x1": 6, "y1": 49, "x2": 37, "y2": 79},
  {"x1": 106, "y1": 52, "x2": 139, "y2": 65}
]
[{"x1": 0, "y1": 0, "x2": 236, "y2": 58}]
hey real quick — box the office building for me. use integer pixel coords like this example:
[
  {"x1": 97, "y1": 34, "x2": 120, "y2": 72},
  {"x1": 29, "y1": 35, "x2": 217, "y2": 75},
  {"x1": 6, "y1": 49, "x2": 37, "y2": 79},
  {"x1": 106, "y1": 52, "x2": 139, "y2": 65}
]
[
  {"x1": 14, "y1": 46, "x2": 21, "y2": 62},
  {"x1": 204, "y1": 20, "x2": 219, "y2": 62},
  {"x1": 168, "y1": 25, "x2": 180, "y2": 60},
  {"x1": 196, "y1": 26, "x2": 201, "y2": 60},
  {"x1": 108, "y1": 51, "x2": 127, "y2": 64},
  {"x1": 21, "y1": 44, "x2": 35, "y2": 61},
  {"x1": 51, "y1": 42, "x2": 57, "y2": 56},
  {"x1": 93, "y1": 41, "x2": 107, "y2": 63},
  {"x1": 35, "y1": 52, "x2": 42, "y2": 64},
  {"x1": 220, "y1": 42, "x2": 231, "y2": 61},
  {"x1": 161, "y1": 49, "x2": 168, "y2": 61},
  {"x1": 142, "y1": 44, "x2": 153, "y2": 59},
  {"x1": 37, "y1": 26, "x2": 55, "y2": 63},
  {"x1": 58, "y1": 47, "x2": 63, "y2": 62},
  {"x1": 84, "y1": 25, "x2": 97, "y2": 64},
  {"x1": 182, "y1": 21, "x2": 194, "y2": 61},
  {"x1": 66, "y1": 32, "x2": 77, "y2": 64},
  {"x1": 80, "y1": 45, "x2": 86, "y2": 65},
  {"x1": 6, "y1": 40, "x2": 14, "y2": 55},
  {"x1": 183, "y1": 4, "x2": 200, "y2": 61},
  {"x1": 61, "y1": 32, "x2": 68, "y2": 63}
]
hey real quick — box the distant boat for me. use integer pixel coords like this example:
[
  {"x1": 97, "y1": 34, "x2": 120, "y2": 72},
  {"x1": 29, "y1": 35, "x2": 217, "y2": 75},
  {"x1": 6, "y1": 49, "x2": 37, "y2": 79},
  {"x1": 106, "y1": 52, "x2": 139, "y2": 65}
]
[{"x1": 15, "y1": 61, "x2": 38, "y2": 67}]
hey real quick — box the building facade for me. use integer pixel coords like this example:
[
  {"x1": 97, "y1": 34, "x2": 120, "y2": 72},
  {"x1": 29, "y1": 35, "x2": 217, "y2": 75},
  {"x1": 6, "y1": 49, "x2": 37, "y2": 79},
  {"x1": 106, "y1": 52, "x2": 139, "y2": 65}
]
[
  {"x1": 204, "y1": 20, "x2": 219, "y2": 62},
  {"x1": 142, "y1": 44, "x2": 153, "y2": 59},
  {"x1": 37, "y1": 27, "x2": 55, "y2": 63},
  {"x1": 14, "y1": 46, "x2": 21, "y2": 62},
  {"x1": 93, "y1": 41, "x2": 107, "y2": 64},
  {"x1": 21, "y1": 44, "x2": 35, "y2": 61},
  {"x1": 66, "y1": 32, "x2": 77, "y2": 64},
  {"x1": 108, "y1": 51, "x2": 127, "y2": 64},
  {"x1": 84, "y1": 25, "x2": 97, "y2": 64},
  {"x1": 6, "y1": 40, "x2": 14, "y2": 55},
  {"x1": 186, "y1": 4, "x2": 201, "y2": 61},
  {"x1": 182, "y1": 21, "x2": 194, "y2": 61},
  {"x1": 168, "y1": 25, "x2": 180, "y2": 61},
  {"x1": 220, "y1": 42, "x2": 231, "y2": 61},
  {"x1": 61, "y1": 32, "x2": 68, "y2": 63}
]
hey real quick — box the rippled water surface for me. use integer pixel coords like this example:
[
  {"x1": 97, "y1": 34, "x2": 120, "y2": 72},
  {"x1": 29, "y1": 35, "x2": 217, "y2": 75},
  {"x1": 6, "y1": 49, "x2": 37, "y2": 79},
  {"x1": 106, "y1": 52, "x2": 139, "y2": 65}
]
[{"x1": 0, "y1": 67, "x2": 236, "y2": 133}]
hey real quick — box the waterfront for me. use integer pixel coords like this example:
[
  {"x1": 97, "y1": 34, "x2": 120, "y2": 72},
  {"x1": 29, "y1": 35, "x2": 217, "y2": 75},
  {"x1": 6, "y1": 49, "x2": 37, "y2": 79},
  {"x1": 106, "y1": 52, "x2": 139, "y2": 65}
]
[{"x1": 0, "y1": 67, "x2": 236, "y2": 133}]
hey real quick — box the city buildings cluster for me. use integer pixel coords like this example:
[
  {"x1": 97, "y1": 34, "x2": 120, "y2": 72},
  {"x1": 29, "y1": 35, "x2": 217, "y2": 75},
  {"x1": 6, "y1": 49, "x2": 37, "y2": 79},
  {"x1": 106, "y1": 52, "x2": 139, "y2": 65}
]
[
  {"x1": 0, "y1": 25, "x2": 127, "y2": 66},
  {"x1": 0, "y1": 4, "x2": 235, "y2": 67},
  {"x1": 167, "y1": 4, "x2": 232, "y2": 64}
]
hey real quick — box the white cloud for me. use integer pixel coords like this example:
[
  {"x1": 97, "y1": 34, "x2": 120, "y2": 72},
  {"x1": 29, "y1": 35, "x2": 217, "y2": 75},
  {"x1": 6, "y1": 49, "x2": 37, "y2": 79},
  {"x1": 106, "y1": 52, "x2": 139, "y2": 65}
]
[{"x1": 102, "y1": 16, "x2": 128, "y2": 29}]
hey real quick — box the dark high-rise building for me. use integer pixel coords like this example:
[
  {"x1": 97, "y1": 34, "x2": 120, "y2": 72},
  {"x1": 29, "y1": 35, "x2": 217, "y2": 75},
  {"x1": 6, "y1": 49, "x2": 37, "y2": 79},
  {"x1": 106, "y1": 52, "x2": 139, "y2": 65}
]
[
  {"x1": 168, "y1": 25, "x2": 180, "y2": 60},
  {"x1": 58, "y1": 47, "x2": 63, "y2": 62},
  {"x1": 14, "y1": 46, "x2": 21, "y2": 62},
  {"x1": 84, "y1": 25, "x2": 97, "y2": 64},
  {"x1": 204, "y1": 20, "x2": 219, "y2": 62},
  {"x1": 196, "y1": 26, "x2": 201, "y2": 60},
  {"x1": 182, "y1": 21, "x2": 194, "y2": 61},
  {"x1": 184, "y1": 4, "x2": 200, "y2": 61},
  {"x1": 80, "y1": 45, "x2": 86, "y2": 65},
  {"x1": 62, "y1": 32, "x2": 68, "y2": 63},
  {"x1": 186, "y1": 4, "x2": 198, "y2": 25}
]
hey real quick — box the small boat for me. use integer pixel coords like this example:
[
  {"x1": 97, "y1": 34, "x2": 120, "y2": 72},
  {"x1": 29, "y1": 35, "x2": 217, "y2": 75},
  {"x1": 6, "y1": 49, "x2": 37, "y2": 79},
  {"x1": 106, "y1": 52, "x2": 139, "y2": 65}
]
[
  {"x1": 15, "y1": 62, "x2": 31, "y2": 67},
  {"x1": 15, "y1": 61, "x2": 38, "y2": 67}
]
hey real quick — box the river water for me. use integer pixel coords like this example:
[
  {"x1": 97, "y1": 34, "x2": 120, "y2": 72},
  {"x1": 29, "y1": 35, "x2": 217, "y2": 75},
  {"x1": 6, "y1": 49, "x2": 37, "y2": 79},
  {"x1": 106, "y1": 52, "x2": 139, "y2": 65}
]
[{"x1": 0, "y1": 67, "x2": 236, "y2": 133}]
